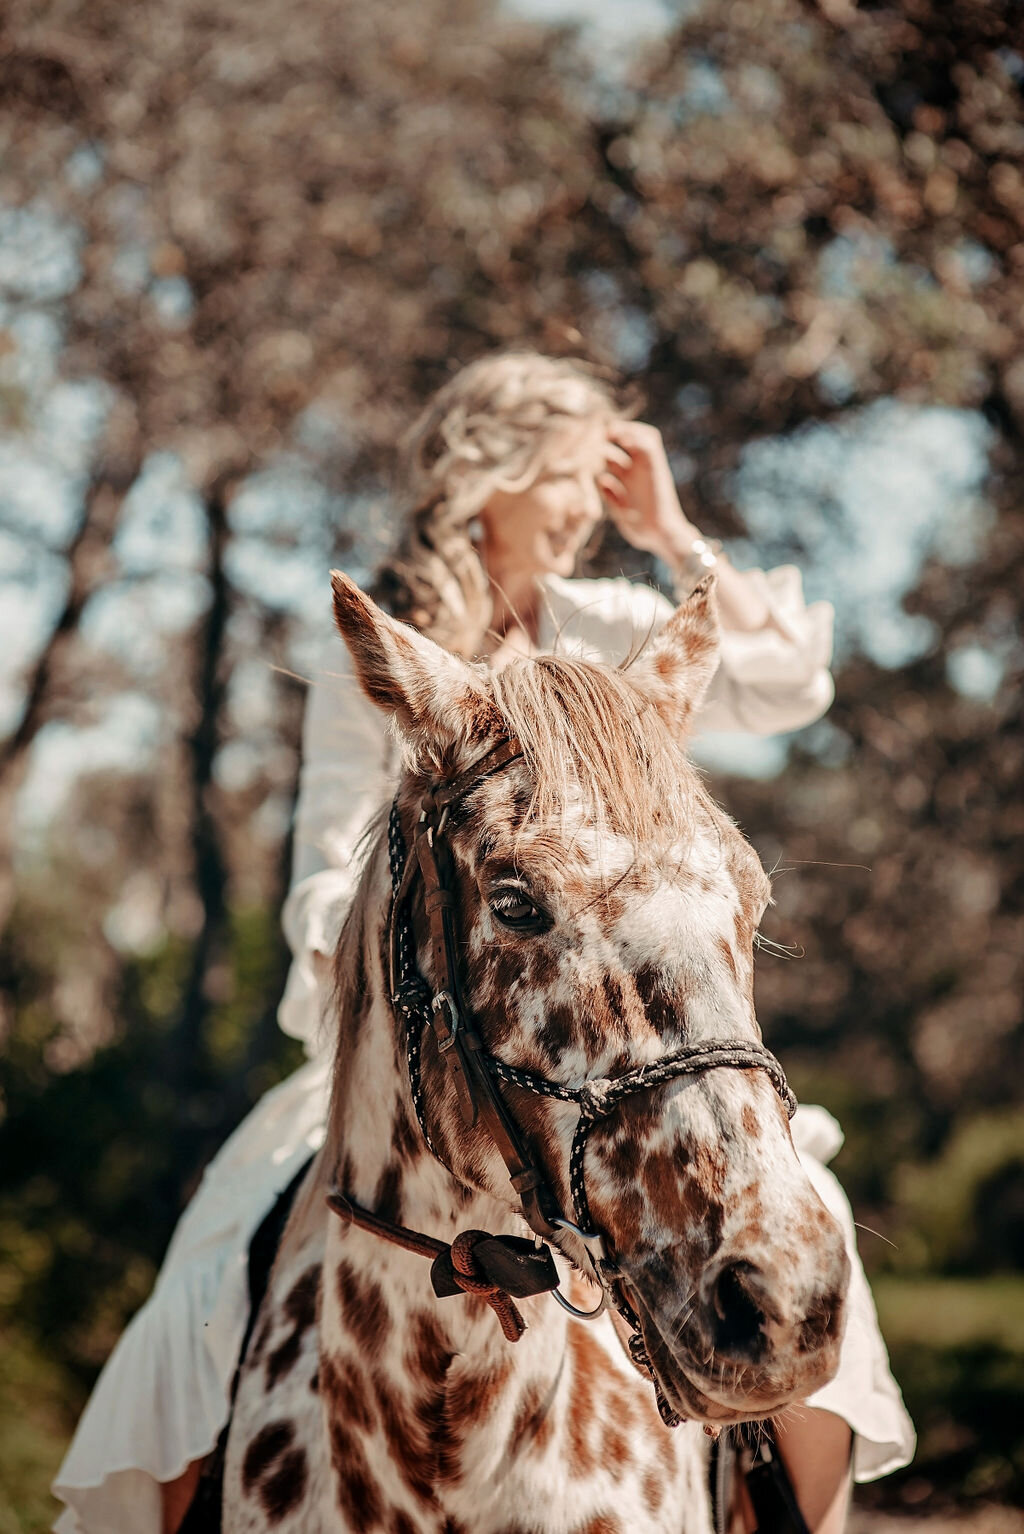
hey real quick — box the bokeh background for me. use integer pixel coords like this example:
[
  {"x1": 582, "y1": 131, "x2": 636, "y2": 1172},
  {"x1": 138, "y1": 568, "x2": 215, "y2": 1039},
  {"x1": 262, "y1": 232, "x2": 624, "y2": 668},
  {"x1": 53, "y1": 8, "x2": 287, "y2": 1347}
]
[{"x1": 1, "y1": 0, "x2": 1022, "y2": 1529}]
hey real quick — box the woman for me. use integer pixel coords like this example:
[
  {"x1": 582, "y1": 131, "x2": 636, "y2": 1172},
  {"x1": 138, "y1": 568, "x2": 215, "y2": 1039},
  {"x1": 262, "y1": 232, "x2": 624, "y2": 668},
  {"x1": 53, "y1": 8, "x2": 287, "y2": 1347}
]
[{"x1": 54, "y1": 352, "x2": 913, "y2": 1534}]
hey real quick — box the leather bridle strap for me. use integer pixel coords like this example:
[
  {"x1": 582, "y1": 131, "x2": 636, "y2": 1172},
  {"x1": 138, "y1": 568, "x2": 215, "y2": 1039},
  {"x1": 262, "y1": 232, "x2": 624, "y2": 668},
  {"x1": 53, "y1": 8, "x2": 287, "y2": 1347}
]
[
  {"x1": 325, "y1": 1190, "x2": 559, "y2": 1343},
  {"x1": 428, "y1": 736, "x2": 524, "y2": 812},
  {"x1": 408, "y1": 740, "x2": 564, "y2": 1239}
]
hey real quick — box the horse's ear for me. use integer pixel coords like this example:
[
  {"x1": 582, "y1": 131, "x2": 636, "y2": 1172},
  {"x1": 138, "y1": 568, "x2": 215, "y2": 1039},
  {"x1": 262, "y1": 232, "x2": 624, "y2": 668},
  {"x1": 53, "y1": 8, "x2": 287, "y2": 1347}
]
[
  {"x1": 636, "y1": 574, "x2": 721, "y2": 734},
  {"x1": 330, "y1": 571, "x2": 498, "y2": 751}
]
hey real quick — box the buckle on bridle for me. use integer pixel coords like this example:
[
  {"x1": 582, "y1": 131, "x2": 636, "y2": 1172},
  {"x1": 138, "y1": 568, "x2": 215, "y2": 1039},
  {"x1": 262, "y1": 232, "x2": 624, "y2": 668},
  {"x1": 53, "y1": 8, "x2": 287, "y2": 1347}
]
[{"x1": 431, "y1": 989, "x2": 461, "y2": 1050}]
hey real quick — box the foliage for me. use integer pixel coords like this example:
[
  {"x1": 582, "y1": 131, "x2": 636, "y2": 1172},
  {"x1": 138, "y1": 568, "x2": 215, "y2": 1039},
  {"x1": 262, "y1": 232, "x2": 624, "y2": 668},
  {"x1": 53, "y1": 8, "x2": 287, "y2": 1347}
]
[
  {"x1": 895, "y1": 1116, "x2": 1024, "y2": 1274},
  {"x1": 1, "y1": 893, "x2": 303, "y2": 1384},
  {"x1": 0, "y1": 1326, "x2": 74, "y2": 1534}
]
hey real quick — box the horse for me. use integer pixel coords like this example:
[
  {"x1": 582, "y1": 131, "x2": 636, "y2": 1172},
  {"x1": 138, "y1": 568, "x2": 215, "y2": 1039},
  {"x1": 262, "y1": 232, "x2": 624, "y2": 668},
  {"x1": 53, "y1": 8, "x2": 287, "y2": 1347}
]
[{"x1": 221, "y1": 572, "x2": 850, "y2": 1534}]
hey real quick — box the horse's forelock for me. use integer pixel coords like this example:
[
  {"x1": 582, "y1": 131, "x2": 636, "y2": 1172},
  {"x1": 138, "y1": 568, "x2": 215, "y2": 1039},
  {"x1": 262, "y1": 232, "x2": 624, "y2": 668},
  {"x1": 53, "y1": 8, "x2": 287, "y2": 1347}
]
[{"x1": 487, "y1": 652, "x2": 700, "y2": 858}]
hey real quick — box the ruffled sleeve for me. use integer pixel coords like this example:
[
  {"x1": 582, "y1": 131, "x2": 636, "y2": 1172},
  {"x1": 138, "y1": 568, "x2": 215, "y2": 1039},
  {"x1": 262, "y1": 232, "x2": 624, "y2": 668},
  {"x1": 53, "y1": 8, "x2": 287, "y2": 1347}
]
[
  {"x1": 538, "y1": 566, "x2": 835, "y2": 738},
  {"x1": 696, "y1": 564, "x2": 835, "y2": 736},
  {"x1": 277, "y1": 634, "x2": 395, "y2": 1053}
]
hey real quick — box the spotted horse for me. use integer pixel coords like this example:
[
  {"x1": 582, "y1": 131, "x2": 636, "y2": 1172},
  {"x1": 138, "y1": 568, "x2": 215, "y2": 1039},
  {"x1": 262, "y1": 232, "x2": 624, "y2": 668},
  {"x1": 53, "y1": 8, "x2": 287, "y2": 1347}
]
[{"x1": 222, "y1": 573, "x2": 850, "y2": 1534}]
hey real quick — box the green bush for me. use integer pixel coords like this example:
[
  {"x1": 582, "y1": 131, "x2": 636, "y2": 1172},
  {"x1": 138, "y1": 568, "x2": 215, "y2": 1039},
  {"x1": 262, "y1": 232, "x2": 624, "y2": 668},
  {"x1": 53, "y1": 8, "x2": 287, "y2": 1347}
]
[{"x1": 895, "y1": 1115, "x2": 1024, "y2": 1276}]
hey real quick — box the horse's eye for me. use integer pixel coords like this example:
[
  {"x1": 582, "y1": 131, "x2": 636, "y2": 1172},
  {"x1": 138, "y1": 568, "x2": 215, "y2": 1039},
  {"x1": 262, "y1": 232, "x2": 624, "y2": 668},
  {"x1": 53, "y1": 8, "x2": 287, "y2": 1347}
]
[{"x1": 489, "y1": 887, "x2": 549, "y2": 933}]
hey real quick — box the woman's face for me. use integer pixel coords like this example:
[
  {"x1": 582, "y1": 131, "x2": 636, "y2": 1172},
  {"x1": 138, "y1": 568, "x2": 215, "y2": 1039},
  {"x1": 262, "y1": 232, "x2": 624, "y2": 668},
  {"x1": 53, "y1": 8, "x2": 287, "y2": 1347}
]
[{"x1": 477, "y1": 428, "x2": 606, "y2": 584}]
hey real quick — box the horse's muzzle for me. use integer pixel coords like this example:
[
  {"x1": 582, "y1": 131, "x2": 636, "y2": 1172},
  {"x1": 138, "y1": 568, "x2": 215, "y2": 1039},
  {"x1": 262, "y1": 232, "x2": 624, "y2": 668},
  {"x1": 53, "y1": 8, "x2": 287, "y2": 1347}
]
[{"x1": 624, "y1": 1225, "x2": 851, "y2": 1422}]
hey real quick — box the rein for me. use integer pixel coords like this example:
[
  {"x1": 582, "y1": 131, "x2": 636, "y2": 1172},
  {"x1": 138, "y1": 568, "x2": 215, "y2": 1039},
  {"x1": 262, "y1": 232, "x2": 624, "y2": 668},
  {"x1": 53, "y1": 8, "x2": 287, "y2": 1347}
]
[
  {"x1": 325, "y1": 1190, "x2": 557, "y2": 1343},
  {"x1": 328, "y1": 737, "x2": 798, "y2": 1428}
]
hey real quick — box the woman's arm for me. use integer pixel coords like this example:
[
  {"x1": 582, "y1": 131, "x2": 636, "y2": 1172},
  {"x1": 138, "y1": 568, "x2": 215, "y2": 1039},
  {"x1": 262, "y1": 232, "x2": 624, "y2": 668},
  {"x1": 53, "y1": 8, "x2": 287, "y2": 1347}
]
[
  {"x1": 771, "y1": 1410, "x2": 853, "y2": 1534},
  {"x1": 596, "y1": 421, "x2": 834, "y2": 736},
  {"x1": 601, "y1": 420, "x2": 781, "y2": 633},
  {"x1": 277, "y1": 636, "x2": 394, "y2": 1046}
]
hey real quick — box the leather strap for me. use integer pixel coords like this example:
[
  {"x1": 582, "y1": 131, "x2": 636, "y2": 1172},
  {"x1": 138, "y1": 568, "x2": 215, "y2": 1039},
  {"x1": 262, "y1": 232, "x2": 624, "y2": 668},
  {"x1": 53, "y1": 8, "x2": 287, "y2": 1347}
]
[
  {"x1": 327, "y1": 1190, "x2": 559, "y2": 1343},
  {"x1": 429, "y1": 736, "x2": 524, "y2": 811},
  {"x1": 389, "y1": 736, "x2": 568, "y2": 1243},
  {"x1": 412, "y1": 806, "x2": 563, "y2": 1238}
]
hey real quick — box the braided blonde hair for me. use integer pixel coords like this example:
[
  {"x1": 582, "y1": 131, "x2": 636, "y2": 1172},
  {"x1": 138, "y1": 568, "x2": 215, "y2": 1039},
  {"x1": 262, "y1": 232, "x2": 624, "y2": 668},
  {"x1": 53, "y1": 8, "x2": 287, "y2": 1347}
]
[{"x1": 372, "y1": 352, "x2": 621, "y2": 655}]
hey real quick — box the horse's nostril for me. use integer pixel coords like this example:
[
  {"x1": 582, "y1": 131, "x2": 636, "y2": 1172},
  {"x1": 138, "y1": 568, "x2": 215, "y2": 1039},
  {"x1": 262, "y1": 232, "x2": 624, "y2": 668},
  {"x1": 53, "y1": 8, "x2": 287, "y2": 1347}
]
[{"x1": 711, "y1": 1261, "x2": 766, "y2": 1359}]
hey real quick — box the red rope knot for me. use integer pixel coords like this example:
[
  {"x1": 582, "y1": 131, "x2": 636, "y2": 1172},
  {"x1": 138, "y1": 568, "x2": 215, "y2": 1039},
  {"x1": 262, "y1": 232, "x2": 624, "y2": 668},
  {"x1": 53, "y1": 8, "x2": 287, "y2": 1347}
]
[
  {"x1": 449, "y1": 1230, "x2": 526, "y2": 1342},
  {"x1": 577, "y1": 1077, "x2": 614, "y2": 1121}
]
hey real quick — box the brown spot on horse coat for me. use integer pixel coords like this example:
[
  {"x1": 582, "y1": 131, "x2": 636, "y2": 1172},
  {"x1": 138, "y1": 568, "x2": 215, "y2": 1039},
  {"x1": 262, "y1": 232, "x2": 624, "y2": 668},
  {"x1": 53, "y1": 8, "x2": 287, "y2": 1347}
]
[
  {"x1": 322, "y1": 1353, "x2": 375, "y2": 1433},
  {"x1": 336, "y1": 1260, "x2": 390, "y2": 1359},
  {"x1": 508, "y1": 1378, "x2": 555, "y2": 1457},
  {"x1": 374, "y1": 1162, "x2": 404, "y2": 1223},
  {"x1": 243, "y1": 1422, "x2": 295, "y2": 1493},
  {"x1": 260, "y1": 1447, "x2": 308, "y2": 1522},
  {"x1": 604, "y1": 1131, "x2": 642, "y2": 1183},
  {"x1": 566, "y1": 1328, "x2": 602, "y2": 1476},
  {"x1": 643, "y1": 1465, "x2": 665, "y2": 1514},
  {"x1": 373, "y1": 1363, "x2": 457, "y2": 1501},
  {"x1": 741, "y1": 1105, "x2": 761, "y2": 1139},
  {"x1": 265, "y1": 1263, "x2": 320, "y2": 1390},
  {"x1": 242, "y1": 1421, "x2": 308, "y2": 1522},
  {"x1": 535, "y1": 1000, "x2": 576, "y2": 1068},
  {"x1": 392, "y1": 1101, "x2": 422, "y2": 1161},
  {"x1": 588, "y1": 974, "x2": 630, "y2": 1047},
  {"x1": 446, "y1": 1362, "x2": 511, "y2": 1431},
  {"x1": 373, "y1": 1372, "x2": 430, "y2": 1499},
  {"x1": 328, "y1": 1416, "x2": 383, "y2": 1532},
  {"x1": 641, "y1": 1146, "x2": 725, "y2": 1259},
  {"x1": 406, "y1": 1309, "x2": 453, "y2": 1382},
  {"x1": 633, "y1": 963, "x2": 683, "y2": 1038},
  {"x1": 601, "y1": 1418, "x2": 629, "y2": 1475}
]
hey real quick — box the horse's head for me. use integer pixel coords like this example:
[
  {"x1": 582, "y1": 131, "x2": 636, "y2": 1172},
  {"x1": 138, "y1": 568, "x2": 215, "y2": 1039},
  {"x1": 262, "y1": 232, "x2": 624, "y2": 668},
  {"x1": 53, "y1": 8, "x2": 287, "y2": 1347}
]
[{"x1": 331, "y1": 572, "x2": 849, "y2": 1425}]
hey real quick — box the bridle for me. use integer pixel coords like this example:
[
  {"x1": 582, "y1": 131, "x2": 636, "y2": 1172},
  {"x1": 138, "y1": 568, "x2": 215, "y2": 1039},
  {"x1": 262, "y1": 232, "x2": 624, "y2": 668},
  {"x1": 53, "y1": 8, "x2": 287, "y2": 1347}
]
[{"x1": 328, "y1": 738, "x2": 798, "y2": 1428}]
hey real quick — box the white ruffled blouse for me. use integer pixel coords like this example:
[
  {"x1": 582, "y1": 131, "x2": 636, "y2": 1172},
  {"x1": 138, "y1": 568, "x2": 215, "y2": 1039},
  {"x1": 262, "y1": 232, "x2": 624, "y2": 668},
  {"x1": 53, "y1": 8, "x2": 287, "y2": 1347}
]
[{"x1": 53, "y1": 567, "x2": 914, "y2": 1534}]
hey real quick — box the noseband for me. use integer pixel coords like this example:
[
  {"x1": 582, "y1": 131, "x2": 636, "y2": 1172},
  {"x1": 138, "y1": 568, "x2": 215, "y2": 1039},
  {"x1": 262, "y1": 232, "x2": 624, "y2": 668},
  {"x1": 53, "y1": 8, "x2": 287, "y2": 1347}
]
[{"x1": 329, "y1": 737, "x2": 797, "y2": 1428}]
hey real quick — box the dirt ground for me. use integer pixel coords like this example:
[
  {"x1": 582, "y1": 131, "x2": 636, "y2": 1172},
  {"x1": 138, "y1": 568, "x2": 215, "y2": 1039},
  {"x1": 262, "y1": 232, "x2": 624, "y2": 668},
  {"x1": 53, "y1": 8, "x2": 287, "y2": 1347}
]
[{"x1": 849, "y1": 1508, "x2": 1024, "y2": 1534}]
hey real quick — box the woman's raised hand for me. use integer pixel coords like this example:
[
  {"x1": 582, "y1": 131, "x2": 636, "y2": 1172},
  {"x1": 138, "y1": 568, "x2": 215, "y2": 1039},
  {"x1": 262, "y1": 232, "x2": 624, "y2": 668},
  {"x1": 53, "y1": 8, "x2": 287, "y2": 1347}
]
[
  {"x1": 598, "y1": 420, "x2": 698, "y2": 566},
  {"x1": 602, "y1": 420, "x2": 777, "y2": 635}
]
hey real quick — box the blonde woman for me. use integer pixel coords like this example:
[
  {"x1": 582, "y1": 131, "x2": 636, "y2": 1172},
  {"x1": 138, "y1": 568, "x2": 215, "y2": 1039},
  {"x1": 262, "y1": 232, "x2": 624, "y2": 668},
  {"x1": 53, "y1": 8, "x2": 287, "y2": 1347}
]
[{"x1": 54, "y1": 353, "x2": 913, "y2": 1534}]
